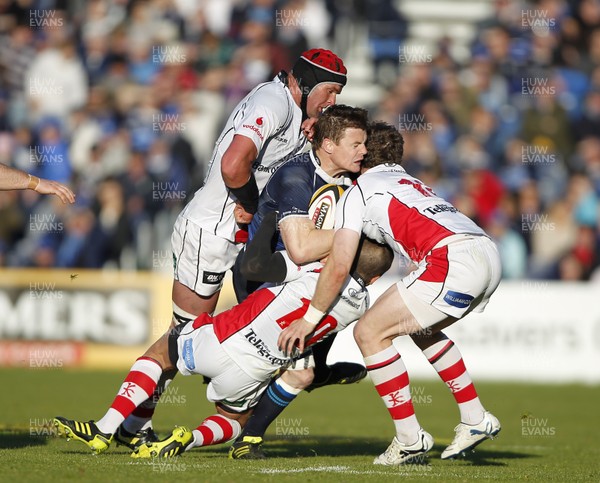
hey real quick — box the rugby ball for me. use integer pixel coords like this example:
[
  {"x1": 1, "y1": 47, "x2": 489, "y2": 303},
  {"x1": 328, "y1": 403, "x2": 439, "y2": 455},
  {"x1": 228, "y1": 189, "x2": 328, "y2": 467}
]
[{"x1": 308, "y1": 184, "x2": 345, "y2": 230}]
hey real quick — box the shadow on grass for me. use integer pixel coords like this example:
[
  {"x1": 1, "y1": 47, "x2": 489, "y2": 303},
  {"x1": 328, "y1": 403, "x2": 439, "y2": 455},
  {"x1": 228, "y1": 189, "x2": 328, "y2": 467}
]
[
  {"x1": 217, "y1": 436, "x2": 540, "y2": 466},
  {"x1": 1, "y1": 429, "x2": 538, "y2": 468},
  {"x1": 0, "y1": 429, "x2": 49, "y2": 449}
]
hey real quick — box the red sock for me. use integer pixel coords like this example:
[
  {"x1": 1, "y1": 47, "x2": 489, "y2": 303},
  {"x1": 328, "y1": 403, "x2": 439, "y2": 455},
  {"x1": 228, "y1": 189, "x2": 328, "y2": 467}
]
[
  {"x1": 423, "y1": 335, "x2": 485, "y2": 425},
  {"x1": 123, "y1": 368, "x2": 177, "y2": 433},
  {"x1": 188, "y1": 415, "x2": 241, "y2": 450},
  {"x1": 96, "y1": 357, "x2": 162, "y2": 434},
  {"x1": 364, "y1": 345, "x2": 421, "y2": 444}
]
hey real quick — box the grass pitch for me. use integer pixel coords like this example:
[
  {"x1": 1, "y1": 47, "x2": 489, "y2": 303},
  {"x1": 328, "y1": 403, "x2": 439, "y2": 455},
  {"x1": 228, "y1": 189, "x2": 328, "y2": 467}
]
[{"x1": 0, "y1": 368, "x2": 598, "y2": 482}]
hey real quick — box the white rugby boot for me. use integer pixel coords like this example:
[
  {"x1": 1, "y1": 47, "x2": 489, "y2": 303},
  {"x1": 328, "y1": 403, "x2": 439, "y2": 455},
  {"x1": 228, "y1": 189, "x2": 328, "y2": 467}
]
[
  {"x1": 373, "y1": 428, "x2": 434, "y2": 465},
  {"x1": 441, "y1": 411, "x2": 501, "y2": 459}
]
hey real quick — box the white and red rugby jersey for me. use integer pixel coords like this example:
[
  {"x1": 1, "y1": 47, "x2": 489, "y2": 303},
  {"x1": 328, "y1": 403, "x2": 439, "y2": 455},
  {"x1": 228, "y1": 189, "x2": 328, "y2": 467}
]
[
  {"x1": 192, "y1": 269, "x2": 369, "y2": 380},
  {"x1": 336, "y1": 164, "x2": 487, "y2": 262}
]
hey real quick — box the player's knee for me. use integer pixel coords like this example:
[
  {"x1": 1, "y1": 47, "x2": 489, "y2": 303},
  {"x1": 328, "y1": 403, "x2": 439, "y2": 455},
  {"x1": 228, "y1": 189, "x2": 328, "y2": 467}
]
[
  {"x1": 353, "y1": 319, "x2": 377, "y2": 350},
  {"x1": 281, "y1": 367, "x2": 314, "y2": 390},
  {"x1": 144, "y1": 333, "x2": 174, "y2": 371}
]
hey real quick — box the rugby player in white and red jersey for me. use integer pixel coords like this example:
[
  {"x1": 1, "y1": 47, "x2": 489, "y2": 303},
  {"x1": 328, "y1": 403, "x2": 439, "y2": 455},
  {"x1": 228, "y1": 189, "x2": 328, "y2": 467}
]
[
  {"x1": 116, "y1": 49, "x2": 349, "y2": 449},
  {"x1": 53, "y1": 234, "x2": 393, "y2": 457},
  {"x1": 279, "y1": 122, "x2": 502, "y2": 465}
]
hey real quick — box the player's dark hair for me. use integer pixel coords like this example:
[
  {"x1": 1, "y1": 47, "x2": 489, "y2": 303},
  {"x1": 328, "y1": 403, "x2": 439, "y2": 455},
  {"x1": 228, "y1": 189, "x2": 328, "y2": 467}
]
[
  {"x1": 362, "y1": 121, "x2": 404, "y2": 169},
  {"x1": 312, "y1": 104, "x2": 368, "y2": 149},
  {"x1": 352, "y1": 237, "x2": 394, "y2": 284}
]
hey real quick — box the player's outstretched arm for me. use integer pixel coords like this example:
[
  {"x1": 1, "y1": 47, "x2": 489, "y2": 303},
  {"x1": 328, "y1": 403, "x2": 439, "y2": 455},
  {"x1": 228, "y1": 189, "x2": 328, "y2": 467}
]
[
  {"x1": 278, "y1": 228, "x2": 360, "y2": 355},
  {"x1": 0, "y1": 163, "x2": 75, "y2": 203}
]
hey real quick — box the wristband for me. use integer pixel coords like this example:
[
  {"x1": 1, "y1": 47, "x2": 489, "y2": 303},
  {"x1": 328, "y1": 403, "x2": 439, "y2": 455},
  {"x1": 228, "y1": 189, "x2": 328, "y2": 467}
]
[
  {"x1": 228, "y1": 174, "x2": 259, "y2": 214},
  {"x1": 304, "y1": 304, "x2": 325, "y2": 326},
  {"x1": 28, "y1": 174, "x2": 40, "y2": 191}
]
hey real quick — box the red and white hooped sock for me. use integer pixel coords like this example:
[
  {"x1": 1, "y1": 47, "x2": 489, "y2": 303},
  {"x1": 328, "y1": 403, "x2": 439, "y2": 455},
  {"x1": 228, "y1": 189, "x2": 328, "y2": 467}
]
[
  {"x1": 188, "y1": 414, "x2": 242, "y2": 450},
  {"x1": 96, "y1": 357, "x2": 162, "y2": 435},
  {"x1": 364, "y1": 345, "x2": 421, "y2": 444},
  {"x1": 423, "y1": 336, "x2": 485, "y2": 425},
  {"x1": 122, "y1": 369, "x2": 177, "y2": 433}
]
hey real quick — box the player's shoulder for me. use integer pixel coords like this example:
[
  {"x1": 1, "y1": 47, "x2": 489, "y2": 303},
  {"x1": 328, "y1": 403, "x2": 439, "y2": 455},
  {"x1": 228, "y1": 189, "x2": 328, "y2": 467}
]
[
  {"x1": 270, "y1": 152, "x2": 313, "y2": 184},
  {"x1": 247, "y1": 79, "x2": 294, "y2": 121},
  {"x1": 358, "y1": 164, "x2": 403, "y2": 188}
]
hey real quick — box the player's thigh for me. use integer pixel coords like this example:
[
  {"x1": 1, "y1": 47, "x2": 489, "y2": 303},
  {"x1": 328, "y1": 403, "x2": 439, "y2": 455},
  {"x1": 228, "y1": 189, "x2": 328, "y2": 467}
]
[
  {"x1": 354, "y1": 284, "x2": 422, "y2": 348},
  {"x1": 171, "y1": 217, "x2": 241, "y2": 298},
  {"x1": 172, "y1": 279, "x2": 220, "y2": 318}
]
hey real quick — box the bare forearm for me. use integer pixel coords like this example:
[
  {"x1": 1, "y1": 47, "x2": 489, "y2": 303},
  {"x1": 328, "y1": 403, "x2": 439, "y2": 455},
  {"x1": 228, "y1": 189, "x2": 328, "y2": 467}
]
[
  {"x1": 281, "y1": 217, "x2": 335, "y2": 264},
  {"x1": 309, "y1": 229, "x2": 360, "y2": 312},
  {"x1": 0, "y1": 163, "x2": 75, "y2": 203},
  {"x1": 310, "y1": 259, "x2": 349, "y2": 312},
  {"x1": 0, "y1": 163, "x2": 31, "y2": 190}
]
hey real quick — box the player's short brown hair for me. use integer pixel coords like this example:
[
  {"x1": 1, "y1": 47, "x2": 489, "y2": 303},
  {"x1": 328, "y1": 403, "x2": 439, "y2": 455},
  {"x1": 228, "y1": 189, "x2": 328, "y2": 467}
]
[
  {"x1": 352, "y1": 237, "x2": 394, "y2": 284},
  {"x1": 362, "y1": 121, "x2": 404, "y2": 169},
  {"x1": 312, "y1": 104, "x2": 368, "y2": 149}
]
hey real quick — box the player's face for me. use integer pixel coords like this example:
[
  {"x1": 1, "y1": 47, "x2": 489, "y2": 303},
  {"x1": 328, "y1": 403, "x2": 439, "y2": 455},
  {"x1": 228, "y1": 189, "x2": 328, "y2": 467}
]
[
  {"x1": 329, "y1": 127, "x2": 367, "y2": 175},
  {"x1": 306, "y1": 83, "x2": 343, "y2": 118}
]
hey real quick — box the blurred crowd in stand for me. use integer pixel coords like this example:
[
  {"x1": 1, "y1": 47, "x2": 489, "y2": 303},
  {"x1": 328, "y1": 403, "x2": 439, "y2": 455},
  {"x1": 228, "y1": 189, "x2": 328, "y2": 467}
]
[{"x1": 0, "y1": 0, "x2": 598, "y2": 281}]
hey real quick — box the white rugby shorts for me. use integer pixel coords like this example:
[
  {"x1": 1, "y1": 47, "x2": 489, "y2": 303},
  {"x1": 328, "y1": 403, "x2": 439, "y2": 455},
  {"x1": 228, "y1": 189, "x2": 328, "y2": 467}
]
[
  {"x1": 176, "y1": 322, "x2": 269, "y2": 412},
  {"x1": 397, "y1": 235, "x2": 501, "y2": 328},
  {"x1": 171, "y1": 216, "x2": 242, "y2": 297}
]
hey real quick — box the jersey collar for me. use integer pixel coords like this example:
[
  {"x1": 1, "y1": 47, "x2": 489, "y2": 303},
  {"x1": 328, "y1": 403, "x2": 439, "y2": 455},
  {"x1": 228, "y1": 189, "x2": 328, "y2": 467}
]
[
  {"x1": 274, "y1": 74, "x2": 302, "y2": 121},
  {"x1": 365, "y1": 163, "x2": 406, "y2": 175},
  {"x1": 309, "y1": 149, "x2": 352, "y2": 186}
]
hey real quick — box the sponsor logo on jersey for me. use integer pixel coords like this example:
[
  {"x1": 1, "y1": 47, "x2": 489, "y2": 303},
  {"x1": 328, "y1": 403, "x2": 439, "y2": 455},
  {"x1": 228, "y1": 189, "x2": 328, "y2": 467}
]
[
  {"x1": 252, "y1": 163, "x2": 279, "y2": 174},
  {"x1": 256, "y1": 117, "x2": 263, "y2": 126},
  {"x1": 340, "y1": 295, "x2": 361, "y2": 309},
  {"x1": 443, "y1": 290, "x2": 474, "y2": 309},
  {"x1": 182, "y1": 338, "x2": 195, "y2": 371},
  {"x1": 243, "y1": 328, "x2": 288, "y2": 366},
  {"x1": 202, "y1": 271, "x2": 225, "y2": 285},
  {"x1": 424, "y1": 203, "x2": 458, "y2": 216},
  {"x1": 242, "y1": 123, "x2": 264, "y2": 141},
  {"x1": 348, "y1": 286, "x2": 367, "y2": 300}
]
